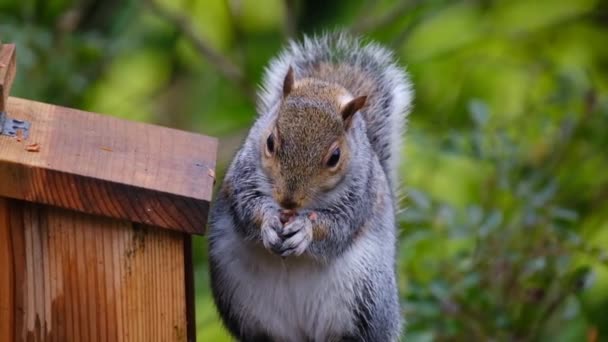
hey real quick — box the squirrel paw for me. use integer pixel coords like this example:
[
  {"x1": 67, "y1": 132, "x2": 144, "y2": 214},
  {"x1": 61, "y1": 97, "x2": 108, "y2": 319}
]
[
  {"x1": 261, "y1": 215, "x2": 283, "y2": 254},
  {"x1": 279, "y1": 215, "x2": 313, "y2": 257}
]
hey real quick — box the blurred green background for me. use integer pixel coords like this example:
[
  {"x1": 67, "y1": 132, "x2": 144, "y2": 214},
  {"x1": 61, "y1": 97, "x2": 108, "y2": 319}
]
[{"x1": 2, "y1": 0, "x2": 608, "y2": 340}]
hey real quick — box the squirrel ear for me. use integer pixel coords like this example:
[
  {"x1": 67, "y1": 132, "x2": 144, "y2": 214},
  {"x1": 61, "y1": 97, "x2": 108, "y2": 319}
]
[
  {"x1": 283, "y1": 66, "x2": 295, "y2": 98},
  {"x1": 340, "y1": 95, "x2": 367, "y2": 126}
]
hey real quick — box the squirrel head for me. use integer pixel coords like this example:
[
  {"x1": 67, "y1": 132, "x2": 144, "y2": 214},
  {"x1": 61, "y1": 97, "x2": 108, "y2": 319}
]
[{"x1": 261, "y1": 66, "x2": 367, "y2": 210}]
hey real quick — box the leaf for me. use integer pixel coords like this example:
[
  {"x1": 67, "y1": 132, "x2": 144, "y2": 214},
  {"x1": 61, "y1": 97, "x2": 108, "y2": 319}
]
[
  {"x1": 532, "y1": 181, "x2": 558, "y2": 207},
  {"x1": 568, "y1": 266, "x2": 593, "y2": 292},
  {"x1": 550, "y1": 207, "x2": 579, "y2": 222},
  {"x1": 429, "y1": 280, "x2": 450, "y2": 300},
  {"x1": 404, "y1": 3, "x2": 484, "y2": 61},
  {"x1": 468, "y1": 99, "x2": 490, "y2": 127},
  {"x1": 479, "y1": 210, "x2": 503, "y2": 237},
  {"x1": 467, "y1": 205, "x2": 483, "y2": 226},
  {"x1": 490, "y1": 0, "x2": 597, "y2": 35},
  {"x1": 408, "y1": 188, "x2": 432, "y2": 211},
  {"x1": 525, "y1": 257, "x2": 547, "y2": 274}
]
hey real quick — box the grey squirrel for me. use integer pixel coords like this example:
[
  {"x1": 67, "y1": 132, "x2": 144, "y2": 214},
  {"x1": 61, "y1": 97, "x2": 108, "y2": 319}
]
[{"x1": 208, "y1": 33, "x2": 413, "y2": 341}]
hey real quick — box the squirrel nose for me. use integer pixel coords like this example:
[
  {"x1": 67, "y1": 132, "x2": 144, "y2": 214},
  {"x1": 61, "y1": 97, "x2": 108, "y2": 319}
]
[{"x1": 279, "y1": 198, "x2": 298, "y2": 210}]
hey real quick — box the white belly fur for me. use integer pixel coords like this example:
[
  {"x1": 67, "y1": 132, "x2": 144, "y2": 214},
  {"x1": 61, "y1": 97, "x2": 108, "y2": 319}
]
[{"x1": 211, "y1": 216, "x2": 382, "y2": 341}]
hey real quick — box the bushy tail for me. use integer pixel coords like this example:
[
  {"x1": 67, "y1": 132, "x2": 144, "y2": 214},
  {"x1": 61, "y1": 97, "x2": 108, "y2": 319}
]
[{"x1": 258, "y1": 32, "x2": 413, "y2": 191}]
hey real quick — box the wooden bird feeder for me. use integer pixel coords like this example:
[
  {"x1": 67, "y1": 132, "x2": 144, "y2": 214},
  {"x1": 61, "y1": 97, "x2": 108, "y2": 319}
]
[{"x1": 0, "y1": 42, "x2": 217, "y2": 341}]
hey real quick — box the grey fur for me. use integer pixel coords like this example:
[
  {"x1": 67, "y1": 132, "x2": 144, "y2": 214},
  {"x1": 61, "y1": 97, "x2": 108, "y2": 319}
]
[
  {"x1": 258, "y1": 32, "x2": 413, "y2": 191},
  {"x1": 208, "y1": 33, "x2": 412, "y2": 341}
]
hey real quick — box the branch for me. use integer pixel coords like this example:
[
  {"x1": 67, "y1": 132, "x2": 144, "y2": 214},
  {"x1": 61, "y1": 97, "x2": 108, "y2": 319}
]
[
  {"x1": 283, "y1": 0, "x2": 297, "y2": 39},
  {"x1": 525, "y1": 283, "x2": 570, "y2": 341},
  {"x1": 143, "y1": 0, "x2": 256, "y2": 102},
  {"x1": 225, "y1": 0, "x2": 246, "y2": 61},
  {"x1": 350, "y1": 0, "x2": 418, "y2": 35}
]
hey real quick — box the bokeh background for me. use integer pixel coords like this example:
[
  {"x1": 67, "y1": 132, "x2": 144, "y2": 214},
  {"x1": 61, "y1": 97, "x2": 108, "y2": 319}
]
[{"x1": 2, "y1": 0, "x2": 608, "y2": 340}]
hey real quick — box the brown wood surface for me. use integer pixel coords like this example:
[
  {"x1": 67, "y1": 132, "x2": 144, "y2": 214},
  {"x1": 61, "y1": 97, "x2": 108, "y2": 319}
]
[
  {"x1": 183, "y1": 236, "x2": 197, "y2": 341},
  {"x1": 0, "y1": 97, "x2": 217, "y2": 234},
  {"x1": 0, "y1": 198, "x2": 15, "y2": 342},
  {"x1": 0, "y1": 44, "x2": 17, "y2": 112},
  {"x1": 0, "y1": 198, "x2": 192, "y2": 341}
]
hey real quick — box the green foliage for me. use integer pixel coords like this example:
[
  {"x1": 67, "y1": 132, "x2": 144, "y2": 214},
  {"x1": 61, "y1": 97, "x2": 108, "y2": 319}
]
[
  {"x1": 2, "y1": 0, "x2": 607, "y2": 340},
  {"x1": 400, "y1": 90, "x2": 608, "y2": 340}
]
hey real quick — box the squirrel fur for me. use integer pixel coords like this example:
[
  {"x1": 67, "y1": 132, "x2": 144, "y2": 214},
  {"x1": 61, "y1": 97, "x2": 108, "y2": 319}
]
[{"x1": 208, "y1": 32, "x2": 413, "y2": 342}]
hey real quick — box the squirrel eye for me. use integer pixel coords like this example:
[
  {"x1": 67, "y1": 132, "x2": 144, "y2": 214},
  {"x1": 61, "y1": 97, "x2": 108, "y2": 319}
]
[
  {"x1": 326, "y1": 147, "x2": 340, "y2": 168},
  {"x1": 266, "y1": 134, "x2": 275, "y2": 154}
]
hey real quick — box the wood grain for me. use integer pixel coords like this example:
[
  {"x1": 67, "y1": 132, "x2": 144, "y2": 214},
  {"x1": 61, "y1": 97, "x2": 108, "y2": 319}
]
[
  {"x1": 183, "y1": 236, "x2": 196, "y2": 341},
  {"x1": 0, "y1": 44, "x2": 16, "y2": 112},
  {"x1": 0, "y1": 198, "x2": 15, "y2": 342},
  {"x1": 0, "y1": 97, "x2": 217, "y2": 235},
  {"x1": 0, "y1": 198, "x2": 192, "y2": 341}
]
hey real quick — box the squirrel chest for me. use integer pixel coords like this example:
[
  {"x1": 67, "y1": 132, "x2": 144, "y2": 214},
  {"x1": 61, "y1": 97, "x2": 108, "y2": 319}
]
[{"x1": 210, "y1": 211, "x2": 384, "y2": 341}]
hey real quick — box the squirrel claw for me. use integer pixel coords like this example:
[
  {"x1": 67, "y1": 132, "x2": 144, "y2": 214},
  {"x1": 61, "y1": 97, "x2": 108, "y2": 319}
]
[
  {"x1": 261, "y1": 215, "x2": 283, "y2": 252},
  {"x1": 279, "y1": 215, "x2": 313, "y2": 256}
]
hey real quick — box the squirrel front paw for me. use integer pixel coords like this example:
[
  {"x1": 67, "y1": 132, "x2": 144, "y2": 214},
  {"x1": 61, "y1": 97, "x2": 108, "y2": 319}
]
[
  {"x1": 261, "y1": 214, "x2": 283, "y2": 253},
  {"x1": 278, "y1": 214, "x2": 313, "y2": 257}
]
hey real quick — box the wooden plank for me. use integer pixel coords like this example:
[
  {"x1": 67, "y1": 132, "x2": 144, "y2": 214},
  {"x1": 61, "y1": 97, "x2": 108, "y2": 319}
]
[
  {"x1": 0, "y1": 198, "x2": 15, "y2": 342},
  {"x1": 0, "y1": 97, "x2": 217, "y2": 234},
  {"x1": 4, "y1": 199, "x2": 189, "y2": 341},
  {"x1": 0, "y1": 197, "x2": 27, "y2": 342},
  {"x1": 0, "y1": 44, "x2": 17, "y2": 112},
  {"x1": 183, "y1": 236, "x2": 196, "y2": 342}
]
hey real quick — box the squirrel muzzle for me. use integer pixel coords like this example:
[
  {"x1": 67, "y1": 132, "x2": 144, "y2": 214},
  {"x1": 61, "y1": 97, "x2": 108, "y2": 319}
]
[{"x1": 278, "y1": 197, "x2": 299, "y2": 210}]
